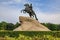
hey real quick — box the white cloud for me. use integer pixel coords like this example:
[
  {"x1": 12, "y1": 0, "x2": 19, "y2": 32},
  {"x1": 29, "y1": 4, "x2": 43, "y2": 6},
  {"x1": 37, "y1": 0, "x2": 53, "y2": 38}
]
[
  {"x1": 0, "y1": 0, "x2": 28, "y2": 5},
  {"x1": 0, "y1": 5, "x2": 60, "y2": 24},
  {"x1": 36, "y1": 10, "x2": 60, "y2": 24},
  {"x1": 13, "y1": 0, "x2": 28, "y2": 4},
  {"x1": 13, "y1": 0, "x2": 22, "y2": 3},
  {"x1": 0, "y1": 0, "x2": 60, "y2": 24},
  {"x1": 0, "y1": 1, "x2": 13, "y2": 5},
  {"x1": 0, "y1": 6, "x2": 29, "y2": 24},
  {"x1": 0, "y1": 6, "x2": 19, "y2": 23}
]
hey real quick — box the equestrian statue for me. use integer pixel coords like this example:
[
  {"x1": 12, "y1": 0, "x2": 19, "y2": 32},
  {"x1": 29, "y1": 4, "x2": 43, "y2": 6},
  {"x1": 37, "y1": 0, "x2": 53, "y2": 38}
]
[{"x1": 21, "y1": 3, "x2": 38, "y2": 20}]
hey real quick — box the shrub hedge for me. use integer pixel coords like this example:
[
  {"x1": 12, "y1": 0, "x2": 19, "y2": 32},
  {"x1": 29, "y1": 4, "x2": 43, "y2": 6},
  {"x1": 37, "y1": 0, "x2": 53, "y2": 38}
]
[{"x1": 0, "y1": 31, "x2": 60, "y2": 38}]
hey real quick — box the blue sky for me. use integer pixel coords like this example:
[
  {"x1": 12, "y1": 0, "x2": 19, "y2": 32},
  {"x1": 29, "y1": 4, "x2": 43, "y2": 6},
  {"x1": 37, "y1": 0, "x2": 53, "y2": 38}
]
[{"x1": 0, "y1": 0, "x2": 60, "y2": 24}]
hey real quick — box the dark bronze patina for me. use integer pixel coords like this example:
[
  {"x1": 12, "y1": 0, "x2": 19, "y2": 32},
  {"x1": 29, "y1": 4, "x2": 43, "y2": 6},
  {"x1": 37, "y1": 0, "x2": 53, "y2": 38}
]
[{"x1": 21, "y1": 3, "x2": 38, "y2": 20}]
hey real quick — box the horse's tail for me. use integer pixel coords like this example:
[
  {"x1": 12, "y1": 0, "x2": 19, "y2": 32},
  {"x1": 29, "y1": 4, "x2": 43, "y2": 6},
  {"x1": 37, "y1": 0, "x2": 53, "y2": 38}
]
[
  {"x1": 32, "y1": 10, "x2": 38, "y2": 20},
  {"x1": 35, "y1": 14, "x2": 38, "y2": 20},
  {"x1": 21, "y1": 9, "x2": 24, "y2": 13}
]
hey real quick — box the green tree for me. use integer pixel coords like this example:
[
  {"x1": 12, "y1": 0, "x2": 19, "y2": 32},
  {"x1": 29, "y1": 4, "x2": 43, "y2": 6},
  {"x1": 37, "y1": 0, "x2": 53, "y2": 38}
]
[
  {"x1": 5, "y1": 23, "x2": 14, "y2": 30},
  {"x1": 57, "y1": 24, "x2": 60, "y2": 31},
  {"x1": 0, "y1": 23, "x2": 2, "y2": 30},
  {"x1": 0, "y1": 21, "x2": 7, "y2": 30},
  {"x1": 14, "y1": 22, "x2": 20, "y2": 29},
  {"x1": 42, "y1": 23, "x2": 57, "y2": 31}
]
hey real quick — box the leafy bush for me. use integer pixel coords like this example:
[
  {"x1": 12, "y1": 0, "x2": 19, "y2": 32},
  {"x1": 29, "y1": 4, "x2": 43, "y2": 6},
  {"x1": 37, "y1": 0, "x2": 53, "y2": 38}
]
[
  {"x1": 41, "y1": 23, "x2": 60, "y2": 31},
  {"x1": 0, "y1": 31, "x2": 60, "y2": 40},
  {"x1": 0, "y1": 21, "x2": 60, "y2": 31}
]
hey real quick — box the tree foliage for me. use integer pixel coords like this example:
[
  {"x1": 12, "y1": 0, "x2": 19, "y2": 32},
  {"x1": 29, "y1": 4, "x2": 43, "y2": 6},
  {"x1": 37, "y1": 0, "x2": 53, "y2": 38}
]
[
  {"x1": 41, "y1": 23, "x2": 60, "y2": 31},
  {"x1": 0, "y1": 21, "x2": 20, "y2": 30},
  {"x1": 5, "y1": 23, "x2": 14, "y2": 30},
  {"x1": 0, "y1": 21, "x2": 7, "y2": 30},
  {"x1": 0, "y1": 21, "x2": 60, "y2": 31}
]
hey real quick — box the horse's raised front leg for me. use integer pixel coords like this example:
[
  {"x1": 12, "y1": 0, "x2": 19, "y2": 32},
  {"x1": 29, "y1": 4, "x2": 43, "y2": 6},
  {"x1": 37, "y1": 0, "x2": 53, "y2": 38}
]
[
  {"x1": 21, "y1": 10, "x2": 26, "y2": 13},
  {"x1": 21, "y1": 10, "x2": 23, "y2": 13}
]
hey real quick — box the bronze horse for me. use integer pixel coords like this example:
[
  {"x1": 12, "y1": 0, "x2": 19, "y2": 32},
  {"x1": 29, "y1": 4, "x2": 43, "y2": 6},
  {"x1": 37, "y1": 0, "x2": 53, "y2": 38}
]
[{"x1": 21, "y1": 4, "x2": 38, "y2": 20}]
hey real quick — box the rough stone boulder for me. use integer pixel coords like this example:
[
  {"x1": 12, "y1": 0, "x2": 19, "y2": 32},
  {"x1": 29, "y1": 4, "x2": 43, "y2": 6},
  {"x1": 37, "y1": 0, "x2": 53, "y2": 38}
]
[{"x1": 13, "y1": 16, "x2": 50, "y2": 31}]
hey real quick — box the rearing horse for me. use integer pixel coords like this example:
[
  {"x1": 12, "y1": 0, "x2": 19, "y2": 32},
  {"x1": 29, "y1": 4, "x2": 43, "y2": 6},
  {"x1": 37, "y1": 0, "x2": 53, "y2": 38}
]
[{"x1": 21, "y1": 4, "x2": 38, "y2": 20}]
